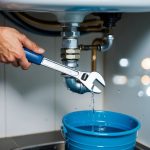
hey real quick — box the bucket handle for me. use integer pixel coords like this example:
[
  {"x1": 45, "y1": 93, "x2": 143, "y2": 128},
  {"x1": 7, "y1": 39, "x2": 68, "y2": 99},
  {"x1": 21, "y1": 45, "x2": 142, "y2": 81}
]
[{"x1": 61, "y1": 125, "x2": 68, "y2": 140}]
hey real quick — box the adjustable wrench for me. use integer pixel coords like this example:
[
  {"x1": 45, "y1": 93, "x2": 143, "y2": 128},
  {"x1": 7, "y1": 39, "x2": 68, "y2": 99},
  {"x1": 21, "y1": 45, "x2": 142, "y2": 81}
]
[{"x1": 24, "y1": 48, "x2": 105, "y2": 94}]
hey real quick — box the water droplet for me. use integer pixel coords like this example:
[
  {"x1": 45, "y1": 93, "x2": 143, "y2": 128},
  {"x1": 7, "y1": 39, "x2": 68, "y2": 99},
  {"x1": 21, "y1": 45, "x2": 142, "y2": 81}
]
[{"x1": 91, "y1": 87, "x2": 95, "y2": 132}]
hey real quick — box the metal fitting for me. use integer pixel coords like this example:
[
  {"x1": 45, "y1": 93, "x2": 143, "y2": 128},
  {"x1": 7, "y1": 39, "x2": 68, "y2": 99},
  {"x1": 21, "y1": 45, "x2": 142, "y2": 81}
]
[
  {"x1": 62, "y1": 54, "x2": 80, "y2": 60},
  {"x1": 61, "y1": 23, "x2": 80, "y2": 61},
  {"x1": 62, "y1": 60, "x2": 89, "y2": 94},
  {"x1": 65, "y1": 77, "x2": 90, "y2": 94},
  {"x1": 62, "y1": 38, "x2": 78, "y2": 49},
  {"x1": 61, "y1": 28, "x2": 80, "y2": 38},
  {"x1": 61, "y1": 23, "x2": 79, "y2": 49},
  {"x1": 61, "y1": 48, "x2": 80, "y2": 60},
  {"x1": 79, "y1": 34, "x2": 114, "y2": 53},
  {"x1": 62, "y1": 60, "x2": 78, "y2": 68},
  {"x1": 100, "y1": 34, "x2": 114, "y2": 52}
]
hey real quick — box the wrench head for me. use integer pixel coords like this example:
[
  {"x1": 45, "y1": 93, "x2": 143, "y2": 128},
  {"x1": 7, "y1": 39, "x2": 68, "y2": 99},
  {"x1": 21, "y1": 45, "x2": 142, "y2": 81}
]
[
  {"x1": 90, "y1": 72, "x2": 105, "y2": 86},
  {"x1": 80, "y1": 72, "x2": 105, "y2": 94},
  {"x1": 92, "y1": 85, "x2": 102, "y2": 94}
]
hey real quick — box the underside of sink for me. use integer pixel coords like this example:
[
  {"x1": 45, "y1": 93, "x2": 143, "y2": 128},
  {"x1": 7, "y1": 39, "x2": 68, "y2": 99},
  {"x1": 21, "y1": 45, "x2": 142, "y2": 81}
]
[{"x1": 0, "y1": 0, "x2": 150, "y2": 12}]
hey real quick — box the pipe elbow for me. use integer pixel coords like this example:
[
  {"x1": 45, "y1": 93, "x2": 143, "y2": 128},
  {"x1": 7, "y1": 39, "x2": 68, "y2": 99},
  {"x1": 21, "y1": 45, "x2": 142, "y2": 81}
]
[
  {"x1": 101, "y1": 34, "x2": 114, "y2": 52},
  {"x1": 65, "y1": 77, "x2": 90, "y2": 94}
]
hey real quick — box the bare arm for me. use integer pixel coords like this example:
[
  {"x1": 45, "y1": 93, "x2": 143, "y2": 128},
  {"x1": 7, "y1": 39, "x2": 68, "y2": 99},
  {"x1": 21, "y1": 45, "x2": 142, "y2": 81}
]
[{"x1": 0, "y1": 27, "x2": 45, "y2": 70}]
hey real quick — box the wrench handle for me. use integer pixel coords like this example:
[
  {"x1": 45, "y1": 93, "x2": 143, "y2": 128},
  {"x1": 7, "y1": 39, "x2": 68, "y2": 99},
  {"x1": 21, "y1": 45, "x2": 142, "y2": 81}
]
[
  {"x1": 24, "y1": 48, "x2": 79, "y2": 77},
  {"x1": 42, "y1": 58, "x2": 79, "y2": 76},
  {"x1": 24, "y1": 48, "x2": 44, "y2": 65}
]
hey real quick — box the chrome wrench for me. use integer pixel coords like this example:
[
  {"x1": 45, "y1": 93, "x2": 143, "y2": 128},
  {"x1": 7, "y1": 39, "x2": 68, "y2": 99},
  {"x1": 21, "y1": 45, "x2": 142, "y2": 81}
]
[{"x1": 24, "y1": 48, "x2": 105, "y2": 93}]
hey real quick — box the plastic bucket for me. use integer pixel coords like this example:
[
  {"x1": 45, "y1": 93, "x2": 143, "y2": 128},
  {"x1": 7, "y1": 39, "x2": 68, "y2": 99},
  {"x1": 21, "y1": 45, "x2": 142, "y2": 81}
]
[{"x1": 62, "y1": 110, "x2": 140, "y2": 150}]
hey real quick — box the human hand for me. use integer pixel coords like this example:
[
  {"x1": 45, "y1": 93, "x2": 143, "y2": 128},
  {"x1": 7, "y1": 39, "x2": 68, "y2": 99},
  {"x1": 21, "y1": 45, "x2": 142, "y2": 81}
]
[{"x1": 0, "y1": 27, "x2": 45, "y2": 69}]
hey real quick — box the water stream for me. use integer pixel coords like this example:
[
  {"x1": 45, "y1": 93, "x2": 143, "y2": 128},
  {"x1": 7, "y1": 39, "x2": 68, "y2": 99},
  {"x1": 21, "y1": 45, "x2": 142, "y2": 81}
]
[{"x1": 91, "y1": 88, "x2": 95, "y2": 132}]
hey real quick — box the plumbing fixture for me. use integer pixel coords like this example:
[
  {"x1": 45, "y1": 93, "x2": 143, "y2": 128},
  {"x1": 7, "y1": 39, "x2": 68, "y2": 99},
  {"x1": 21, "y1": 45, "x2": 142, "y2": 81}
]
[
  {"x1": 1, "y1": 12, "x2": 104, "y2": 36},
  {"x1": 100, "y1": 34, "x2": 114, "y2": 52},
  {"x1": 60, "y1": 22, "x2": 87, "y2": 93},
  {"x1": 100, "y1": 13, "x2": 122, "y2": 28},
  {"x1": 91, "y1": 34, "x2": 114, "y2": 71},
  {"x1": 78, "y1": 33, "x2": 114, "y2": 73},
  {"x1": 63, "y1": 29, "x2": 114, "y2": 93},
  {"x1": 79, "y1": 34, "x2": 114, "y2": 53},
  {"x1": 77, "y1": 13, "x2": 120, "y2": 73},
  {"x1": 56, "y1": 11, "x2": 94, "y2": 94},
  {"x1": 91, "y1": 39, "x2": 99, "y2": 72},
  {"x1": 0, "y1": 1, "x2": 124, "y2": 94},
  {"x1": 61, "y1": 23, "x2": 80, "y2": 63},
  {"x1": 58, "y1": 12, "x2": 118, "y2": 94},
  {"x1": 1, "y1": 11, "x2": 119, "y2": 94}
]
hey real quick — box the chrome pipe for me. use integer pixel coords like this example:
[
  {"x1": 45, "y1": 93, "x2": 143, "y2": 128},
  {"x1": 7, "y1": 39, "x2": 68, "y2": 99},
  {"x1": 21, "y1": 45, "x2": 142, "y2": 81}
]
[
  {"x1": 65, "y1": 77, "x2": 90, "y2": 94},
  {"x1": 100, "y1": 34, "x2": 114, "y2": 52}
]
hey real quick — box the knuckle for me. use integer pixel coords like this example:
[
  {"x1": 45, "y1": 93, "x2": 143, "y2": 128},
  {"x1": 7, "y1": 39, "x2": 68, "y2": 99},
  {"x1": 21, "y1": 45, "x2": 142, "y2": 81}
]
[
  {"x1": 9, "y1": 57, "x2": 15, "y2": 62},
  {"x1": 21, "y1": 34, "x2": 27, "y2": 41},
  {"x1": 32, "y1": 43, "x2": 38, "y2": 50},
  {"x1": 16, "y1": 54, "x2": 22, "y2": 60},
  {"x1": 16, "y1": 52, "x2": 24, "y2": 60}
]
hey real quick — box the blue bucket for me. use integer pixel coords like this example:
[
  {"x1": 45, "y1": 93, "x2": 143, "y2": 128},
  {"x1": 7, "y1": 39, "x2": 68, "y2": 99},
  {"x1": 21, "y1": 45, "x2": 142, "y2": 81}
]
[{"x1": 62, "y1": 110, "x2": 140, "y2": 150}]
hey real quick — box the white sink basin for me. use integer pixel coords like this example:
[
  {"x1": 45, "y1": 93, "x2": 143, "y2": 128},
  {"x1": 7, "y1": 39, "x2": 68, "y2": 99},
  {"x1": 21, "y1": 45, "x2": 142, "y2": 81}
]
[{"x1": 0, "y1": 0, "x2": 150, "y2": 12}]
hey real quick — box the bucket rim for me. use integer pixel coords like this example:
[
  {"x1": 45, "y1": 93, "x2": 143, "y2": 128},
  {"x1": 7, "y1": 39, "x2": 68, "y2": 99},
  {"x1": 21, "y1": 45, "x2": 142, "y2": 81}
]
[{"x1": 62, "y1": 110, "x2": 141, "y2": 137}]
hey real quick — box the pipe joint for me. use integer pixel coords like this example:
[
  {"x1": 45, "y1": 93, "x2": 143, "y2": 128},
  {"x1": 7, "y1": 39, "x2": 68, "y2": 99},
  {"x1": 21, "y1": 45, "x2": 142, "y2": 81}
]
[
  {"x1": 100, "y1": 34, "x2": 114, "y2": 52},
  {"x1": 62, "y1": 60, "x2": 90, "y2": 94},
  {"x1": 65, "y1": 77, "x2": 90, "y2": 94}
]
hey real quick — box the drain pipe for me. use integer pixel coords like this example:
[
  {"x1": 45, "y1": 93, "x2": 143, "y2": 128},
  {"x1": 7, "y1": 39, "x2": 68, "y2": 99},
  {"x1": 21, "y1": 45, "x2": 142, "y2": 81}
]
[
  {"x1": 65, "y1": 34, "x2": 114, "y2": 94},
  {"x1": 61, "y1": 23, "x2": 90, "y2": 94},
  {"x1": 79, "y1": 33, "x2": 114, "y2": 53},
  {"x1": 61, "y1": 23, "x2": 114, "y2": 94},
  {"x1": 91, "y1": 33, "x2": 114, "y2": 73},
  {"x1": 79, "y1": 33, "x2": 114, "y2": 72},
  {"x1": 65, "y1": 77, "x2": 90, "y2": 94},
  {"x1": 64, "y1": 34, "x2": 114, "y2": 94},
  {"x1": 91, "y1": 38, "x2": 99, "y2": 72}
]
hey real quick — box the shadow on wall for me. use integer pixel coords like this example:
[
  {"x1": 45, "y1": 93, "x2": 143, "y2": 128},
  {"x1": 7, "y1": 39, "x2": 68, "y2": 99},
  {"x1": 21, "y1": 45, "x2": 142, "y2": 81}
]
[{"x1": 5, "y1": 64, "x2": 55, "y2": 97}]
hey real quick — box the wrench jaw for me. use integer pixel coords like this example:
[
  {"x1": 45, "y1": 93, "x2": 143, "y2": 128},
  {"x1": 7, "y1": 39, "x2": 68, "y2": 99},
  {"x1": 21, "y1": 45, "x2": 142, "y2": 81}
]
[
  {"x1": 91, "y1": 85, "x2": 102, "y2": 94},
  {"x1": 88, "y1": 72, "x2": 105, "y2": 87},
  {"x1": 82, "y1": 82, "x2": 102, "y2": 94},
  {"x1": 79, "y1": 72, "x2": 105, "y2": 94}
]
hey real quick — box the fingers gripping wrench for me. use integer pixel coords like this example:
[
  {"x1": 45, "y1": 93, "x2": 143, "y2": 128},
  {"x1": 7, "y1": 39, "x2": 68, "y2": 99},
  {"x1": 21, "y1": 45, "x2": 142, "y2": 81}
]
[{"x1": 24, "y1": 48, "x2": 105, "y2": 94}]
